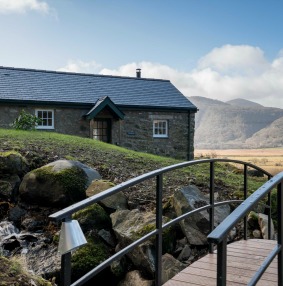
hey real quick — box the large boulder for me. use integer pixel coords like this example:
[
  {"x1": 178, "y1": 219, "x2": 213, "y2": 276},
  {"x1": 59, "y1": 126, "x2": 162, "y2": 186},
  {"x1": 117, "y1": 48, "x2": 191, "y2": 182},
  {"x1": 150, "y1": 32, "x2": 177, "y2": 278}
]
[
  {"x1": 173, "y1": 185, "x2": 230, "y2": 245},
  {"x1": 0, "y1": 151, "x2": 29, "y2": 176},
  {"x1": 19, "y1": 160, "x2": 101, "y2": 207}
]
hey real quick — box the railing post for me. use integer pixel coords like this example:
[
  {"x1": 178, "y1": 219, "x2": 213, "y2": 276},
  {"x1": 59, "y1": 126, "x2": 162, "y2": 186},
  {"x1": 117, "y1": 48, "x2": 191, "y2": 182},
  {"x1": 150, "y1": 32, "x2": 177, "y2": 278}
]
[
  {"x1": 217, "y1": 237, "x2": 227, "y2": 286},
  {"x1": 243, "y1": 164, "x2": 248, "y2": 240},
  {"x1": 209, "y1": 161, "x2": 215, "y2": 253},
  {"x1": 60, "y1": 217, "x2": 72, "y2": 286},
  {"x1": 267, "y1": 174, "x2": 272, "y2": 239},
  {"x1": 277, "y1": 183, "x2": 283, "y2": 286},
  {"x1": 155, "y1": 174, "x2": 163, "y2": 286}
]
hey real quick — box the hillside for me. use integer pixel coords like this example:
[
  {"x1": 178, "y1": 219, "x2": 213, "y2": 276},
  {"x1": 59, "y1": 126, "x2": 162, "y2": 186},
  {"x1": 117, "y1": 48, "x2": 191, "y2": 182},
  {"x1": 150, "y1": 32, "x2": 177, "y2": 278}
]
[
  {"x1": 0, "y1": 129, "x2": 266, "y2": 208},
  {"x1": 189, "y1": 96, "x2": 283, "y2": 149}
]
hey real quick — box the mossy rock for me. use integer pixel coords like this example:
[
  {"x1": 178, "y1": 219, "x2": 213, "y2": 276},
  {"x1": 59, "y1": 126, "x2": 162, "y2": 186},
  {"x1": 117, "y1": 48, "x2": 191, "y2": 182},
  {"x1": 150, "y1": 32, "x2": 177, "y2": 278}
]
[
  {"x1": 247, "y1": 211, "x2": 259, "y2": 229},
  {"x1": 73, "y1": 203, "x2": 111, "y2": 232},
  {"x1": 86, "y1": 180, "x2": 128, "y2": 212},
  {"x1": 19, "y1": 163, "x2": 88, "y2": 207},
  {"x1": 0, "y1": 151, "x2": 29, "y2": 176},
  {"x1": 71, "y1": 236, "x2": 111, "y2": 282},
  {"x1": 0, "y1": 256, "x2": 52, "y2": 286}
]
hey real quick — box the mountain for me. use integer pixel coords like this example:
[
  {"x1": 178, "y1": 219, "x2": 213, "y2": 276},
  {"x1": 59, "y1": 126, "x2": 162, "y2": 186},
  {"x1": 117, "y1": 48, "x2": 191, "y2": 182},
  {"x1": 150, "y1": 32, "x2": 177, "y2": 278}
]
[
  {"x1": 226, "y1": 98, "x2": 263, "y2": 108},
  {"x1": 189, "y1": 96, "x2": 283, "y2": 149}
]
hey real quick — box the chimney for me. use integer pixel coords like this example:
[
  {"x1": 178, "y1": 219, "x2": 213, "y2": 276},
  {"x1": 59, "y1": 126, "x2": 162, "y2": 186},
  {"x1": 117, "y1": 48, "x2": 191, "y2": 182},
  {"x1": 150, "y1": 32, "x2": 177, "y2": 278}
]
[{"x1": 136, "y1": 68, "x2": 141, "y2": 78}]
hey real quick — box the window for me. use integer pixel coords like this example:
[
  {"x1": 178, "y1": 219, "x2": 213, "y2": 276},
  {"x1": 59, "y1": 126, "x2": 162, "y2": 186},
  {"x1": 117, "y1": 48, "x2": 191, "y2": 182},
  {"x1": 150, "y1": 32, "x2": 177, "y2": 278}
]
[
  {"x1": 153, "y1": 120, "x2": 168, "y2": 138},
  {"x1": 35, "y1": 109, "x2": 54, "y2": 129}
]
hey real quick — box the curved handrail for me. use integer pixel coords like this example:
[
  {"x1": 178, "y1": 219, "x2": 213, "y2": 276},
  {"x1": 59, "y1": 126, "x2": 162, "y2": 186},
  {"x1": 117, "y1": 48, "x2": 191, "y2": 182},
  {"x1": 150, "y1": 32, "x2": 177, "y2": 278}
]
[
  {"x1": 208, "y1": 171, "x2": 283, "y2": 243},
  {"x1": 49, "y1": 158, "x2": 272, "y2": 286},
  {"x1": 50, "y1": 158, "x2": 271, "y2": 221},
  {"x1": 207, "y1": 171, "x2": 283, "y2": 286}
]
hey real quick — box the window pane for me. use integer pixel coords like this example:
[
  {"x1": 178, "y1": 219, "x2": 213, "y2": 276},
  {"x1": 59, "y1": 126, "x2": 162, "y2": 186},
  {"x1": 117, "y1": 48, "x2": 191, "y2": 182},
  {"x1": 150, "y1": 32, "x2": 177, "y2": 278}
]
[{"x1": 153, "y1": 120, "x2": 168, "y2": 137}]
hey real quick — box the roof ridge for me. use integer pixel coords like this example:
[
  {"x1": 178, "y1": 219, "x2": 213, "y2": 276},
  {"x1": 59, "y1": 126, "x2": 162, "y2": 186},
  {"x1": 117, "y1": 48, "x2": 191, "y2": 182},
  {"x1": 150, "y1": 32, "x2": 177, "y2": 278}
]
[{"x1": 0, "y1": 65, "x2": 169, "y2": 83}]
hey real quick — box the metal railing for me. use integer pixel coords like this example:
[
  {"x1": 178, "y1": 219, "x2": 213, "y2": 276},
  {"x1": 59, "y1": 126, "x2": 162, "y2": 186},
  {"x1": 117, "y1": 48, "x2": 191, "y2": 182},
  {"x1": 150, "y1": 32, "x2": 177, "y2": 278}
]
[
  {"x1": 49, "y1": 159, "x2": 272, "y2": 286},
  {"x1": 208, "y1": 171, "x2": 283, "y2": 286}
]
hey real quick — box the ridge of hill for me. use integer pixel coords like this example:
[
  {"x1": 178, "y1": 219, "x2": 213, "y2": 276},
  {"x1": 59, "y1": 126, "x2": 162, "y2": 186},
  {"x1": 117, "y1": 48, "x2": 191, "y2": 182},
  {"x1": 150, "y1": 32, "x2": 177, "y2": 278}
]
[
  {"x1": 226, "y1": 98, "x2": 263, "y2": 108},
  {"x1": 189, "y1": 96, "x2": 283, "y2": 149}
]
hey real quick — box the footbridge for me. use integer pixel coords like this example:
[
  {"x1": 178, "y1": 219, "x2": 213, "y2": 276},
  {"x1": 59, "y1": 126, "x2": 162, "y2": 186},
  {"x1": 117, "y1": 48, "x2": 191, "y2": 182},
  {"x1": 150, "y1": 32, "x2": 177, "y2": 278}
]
[{"x1": 50, "y1": 159, "x2": 283, "y2": 286}]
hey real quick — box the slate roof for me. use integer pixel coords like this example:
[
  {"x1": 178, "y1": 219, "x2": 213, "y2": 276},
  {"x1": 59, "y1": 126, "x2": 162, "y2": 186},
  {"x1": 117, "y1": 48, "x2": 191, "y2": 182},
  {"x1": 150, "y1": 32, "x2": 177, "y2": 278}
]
[{"x1": 0, "y1": 66, "x2": 197, "y2": 111}]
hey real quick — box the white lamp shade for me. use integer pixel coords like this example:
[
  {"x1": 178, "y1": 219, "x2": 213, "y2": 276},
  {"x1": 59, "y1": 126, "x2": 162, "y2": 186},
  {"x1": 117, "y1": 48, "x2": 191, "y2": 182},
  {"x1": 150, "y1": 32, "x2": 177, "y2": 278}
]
[{"x1": 58, "y1": 220, "x2": 87, "y2": 255}]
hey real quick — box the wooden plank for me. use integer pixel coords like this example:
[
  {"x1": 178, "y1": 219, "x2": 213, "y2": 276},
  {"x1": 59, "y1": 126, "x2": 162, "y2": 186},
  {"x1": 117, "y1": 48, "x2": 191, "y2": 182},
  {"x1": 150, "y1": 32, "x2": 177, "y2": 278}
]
[
  {"x1": 189, "y1": 259, "x2": 277, "y2": 275},
  {"x1": 164, "y1": 239, "x2": 278, "y2": 286}
]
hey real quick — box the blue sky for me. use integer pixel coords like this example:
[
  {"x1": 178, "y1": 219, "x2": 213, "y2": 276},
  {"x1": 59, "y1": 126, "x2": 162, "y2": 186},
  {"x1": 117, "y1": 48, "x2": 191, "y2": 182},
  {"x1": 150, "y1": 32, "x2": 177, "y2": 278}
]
[{"x1": 1, "y1": 0, "x2": 283, "y2": 108}]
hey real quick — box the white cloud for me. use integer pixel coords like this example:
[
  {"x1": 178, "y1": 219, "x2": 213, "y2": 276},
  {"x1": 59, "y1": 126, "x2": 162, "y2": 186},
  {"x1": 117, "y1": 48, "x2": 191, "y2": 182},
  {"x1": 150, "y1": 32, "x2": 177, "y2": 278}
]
[
  {"x1": 197, "y1": 45, "x2": 269, "y2": 75},
  {"x1": 57, "y1": 60, "x2": 102, "y2": 74},
  {"x1": 0, "y1": 0, "x2": 49, "y2": 14},
  {"x1": 59, "y1": 45, "x2": 283, "y2": 109}
]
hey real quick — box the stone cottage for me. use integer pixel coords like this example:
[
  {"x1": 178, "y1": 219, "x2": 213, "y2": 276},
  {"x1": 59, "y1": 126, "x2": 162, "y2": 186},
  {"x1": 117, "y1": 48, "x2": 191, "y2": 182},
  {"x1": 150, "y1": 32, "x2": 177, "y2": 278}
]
[{"x1": 0, "y1": 66, "x2": 197, "y2": 159}]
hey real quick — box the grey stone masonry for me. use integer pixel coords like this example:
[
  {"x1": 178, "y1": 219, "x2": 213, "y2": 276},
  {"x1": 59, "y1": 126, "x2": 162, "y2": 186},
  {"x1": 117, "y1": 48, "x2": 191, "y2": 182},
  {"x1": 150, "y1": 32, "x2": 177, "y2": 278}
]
[
  {"x1": 112, "y1": 110, "x2": 195, "y2": 160},
  {"x1": 0, "y1": 105, "x2": 90, "y2": 138}
]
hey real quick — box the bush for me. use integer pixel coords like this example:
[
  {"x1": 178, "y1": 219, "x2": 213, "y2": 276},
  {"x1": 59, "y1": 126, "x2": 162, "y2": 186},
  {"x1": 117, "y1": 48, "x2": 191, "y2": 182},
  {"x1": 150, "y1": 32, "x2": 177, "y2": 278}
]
[{"x1": 12, "y1": 110, "x2": 42, "y2": 130}]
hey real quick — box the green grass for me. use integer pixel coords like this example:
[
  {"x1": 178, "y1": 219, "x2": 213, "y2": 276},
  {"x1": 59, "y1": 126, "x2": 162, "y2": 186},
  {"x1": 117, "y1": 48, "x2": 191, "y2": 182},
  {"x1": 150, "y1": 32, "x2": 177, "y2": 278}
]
[{"x1": 0, "y1": 128, "x2": 268, "y2": 208}]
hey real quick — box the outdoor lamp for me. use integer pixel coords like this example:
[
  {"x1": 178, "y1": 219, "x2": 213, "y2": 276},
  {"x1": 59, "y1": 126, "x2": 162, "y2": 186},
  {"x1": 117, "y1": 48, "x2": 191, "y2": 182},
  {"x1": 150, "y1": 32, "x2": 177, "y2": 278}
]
[{"x1": 58, "y1": 220, "x2": 87, "y2": 255}]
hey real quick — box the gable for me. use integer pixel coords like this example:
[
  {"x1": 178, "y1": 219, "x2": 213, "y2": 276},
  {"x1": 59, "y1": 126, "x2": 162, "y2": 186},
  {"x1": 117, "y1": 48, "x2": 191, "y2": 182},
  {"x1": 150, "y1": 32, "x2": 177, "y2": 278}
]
[{"x1": 85, "y1": 96, "x2": 125, "y2": 120}]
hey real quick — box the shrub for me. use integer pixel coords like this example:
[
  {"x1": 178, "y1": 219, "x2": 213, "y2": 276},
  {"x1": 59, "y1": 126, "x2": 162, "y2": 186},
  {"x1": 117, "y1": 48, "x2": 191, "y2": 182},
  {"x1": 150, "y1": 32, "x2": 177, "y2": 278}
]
[{"x1": 12, "y1": 110, "x2": 42, "y2": 130}]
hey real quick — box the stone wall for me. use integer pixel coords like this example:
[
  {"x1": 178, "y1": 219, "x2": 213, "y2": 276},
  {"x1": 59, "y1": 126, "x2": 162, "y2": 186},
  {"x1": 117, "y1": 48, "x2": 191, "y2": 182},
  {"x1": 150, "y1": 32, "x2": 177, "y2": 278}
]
[
  {"x1": 112, "y1": 110, "x2": 195, "y2": 160},
  {"x1": 0, "y1": 104, "x2": 90, "y2": 138}
]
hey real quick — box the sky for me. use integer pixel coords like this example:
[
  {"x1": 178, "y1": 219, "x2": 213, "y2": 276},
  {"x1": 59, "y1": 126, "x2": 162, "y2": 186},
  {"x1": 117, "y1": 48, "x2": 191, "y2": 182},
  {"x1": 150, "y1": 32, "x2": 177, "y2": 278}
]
[{"x1": 1, "y1": 0, "x2": 283, "y2": 108}]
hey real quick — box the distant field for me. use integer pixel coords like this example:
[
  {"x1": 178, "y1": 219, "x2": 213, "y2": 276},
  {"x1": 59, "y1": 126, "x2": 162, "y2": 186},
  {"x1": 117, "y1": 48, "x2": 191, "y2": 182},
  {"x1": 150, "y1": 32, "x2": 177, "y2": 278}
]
[{"x1": 195, "y1": 148, "x2": 283, "y2": 175}]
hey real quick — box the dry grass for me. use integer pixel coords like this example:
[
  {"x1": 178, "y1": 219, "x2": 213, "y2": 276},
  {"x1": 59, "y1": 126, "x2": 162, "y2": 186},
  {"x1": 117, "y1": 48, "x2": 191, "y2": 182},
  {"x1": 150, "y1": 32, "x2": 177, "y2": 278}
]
[{"x1": 195, "y1": 148, "x2": 283, "y2": 176}]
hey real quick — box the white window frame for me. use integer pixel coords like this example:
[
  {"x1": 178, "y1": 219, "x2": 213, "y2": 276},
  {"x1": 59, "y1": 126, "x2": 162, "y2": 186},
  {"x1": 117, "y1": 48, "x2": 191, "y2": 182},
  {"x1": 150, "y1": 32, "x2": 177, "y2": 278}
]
[
  {"x1": 35, "y1": 109, "x2": 54, "y2": 129},
  {"x1": 153, "y1": 120, "x2": 168, "y2": 138}
]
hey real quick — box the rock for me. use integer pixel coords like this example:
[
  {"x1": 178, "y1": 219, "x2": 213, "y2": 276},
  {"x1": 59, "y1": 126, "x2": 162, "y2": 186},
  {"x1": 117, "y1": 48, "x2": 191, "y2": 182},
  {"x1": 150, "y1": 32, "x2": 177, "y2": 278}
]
[
  {"x1": 73, "y1": 203, "x2": 111, "y2": 232},
  {"x1": 174, "y1": 237, "x2": 188, "y2": 256},
  {"x1": 247, "y1": 211, "x2": 260, "y2": 229},
  {"x1": 258, "y1": 213, "x2": 275, "y2": 239},
  {"x1": 45, "y1": 160, "x2": 101, "y2": 186},
  {"x1": 0, "y1": 202, "x2": 11, "y2": 220},
  {"x1": 19, "y1": 160, "x2": 100, "y2": 207},
  {"x1": 9, "y1": 206, "x2": 27, "y2": 226},
  {"x1": 110, "y1": 257, "x2": 128, "y2": 278},
  {"x1": 173, "y1": 185, "x2": 230, "y2": 245},
  {"x1": 86, "y1": 180, "x2": 128, "y2": 212},
  {"x1": 0, "y1": 151, "x2": 29, "y2": 176},
  {"x1": 0, "y1": 175, "x2": 21, "y2": 201},
  {"x1": 110, "y1": 209, "x2": 173, "y2": 276},
  {"x1": 228, "y1": 227, "x2": 237, "y2": 241},
  {"x1": 98, "y1": 229, "x2": 116, "y2": 247},
  {"x1": 21, "y1": 217, "x2": 45, "y2": 232},
  {"x1": 118, "y1": 270, "x2": 154, "y2": 286},
  {"x1": 162, "y1": 253, "x2": 186, "y2": 284},
  {"x1": 177, "y1": 244, "x2": 192, "y2": 262},
  {"x1": 253, "y1": 229, "x2": 262, "y2": 238}
]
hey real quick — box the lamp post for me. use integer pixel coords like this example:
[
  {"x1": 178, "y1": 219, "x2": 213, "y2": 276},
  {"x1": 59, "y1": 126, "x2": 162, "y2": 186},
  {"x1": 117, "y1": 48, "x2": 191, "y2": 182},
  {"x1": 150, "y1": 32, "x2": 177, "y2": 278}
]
[{"x1": 58, "y1": 219, "x2": 87, "y2": 286}]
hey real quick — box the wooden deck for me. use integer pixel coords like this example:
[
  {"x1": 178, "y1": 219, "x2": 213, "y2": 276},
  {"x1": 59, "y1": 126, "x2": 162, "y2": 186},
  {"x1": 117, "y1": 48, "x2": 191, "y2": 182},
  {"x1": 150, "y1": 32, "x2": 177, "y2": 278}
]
[{"x1": 163, "y1": 239, "x2": 278, "y2": 286}]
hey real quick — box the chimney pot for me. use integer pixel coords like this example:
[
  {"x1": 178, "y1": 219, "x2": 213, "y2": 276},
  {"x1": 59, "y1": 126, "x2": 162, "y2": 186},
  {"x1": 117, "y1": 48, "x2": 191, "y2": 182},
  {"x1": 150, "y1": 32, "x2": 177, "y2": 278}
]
[{"x1": 136, "y1": 68, "x2": 141, "y2": 78}]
